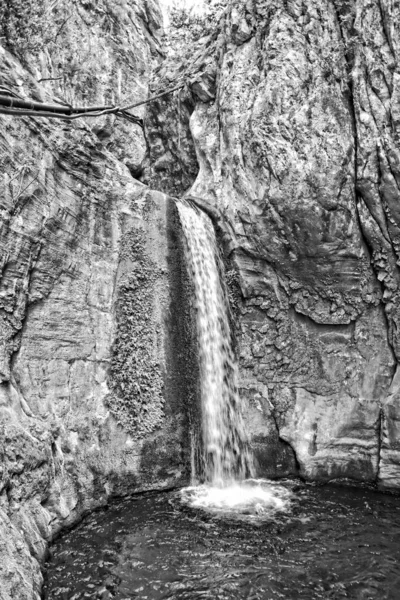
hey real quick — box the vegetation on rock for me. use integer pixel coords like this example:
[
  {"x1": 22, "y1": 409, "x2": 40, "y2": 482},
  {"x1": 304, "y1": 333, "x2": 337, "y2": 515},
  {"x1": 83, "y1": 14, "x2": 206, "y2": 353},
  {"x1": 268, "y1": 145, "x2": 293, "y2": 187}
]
[{"x1": 106, "y1": 229, "x2": 165, "y2": 436}]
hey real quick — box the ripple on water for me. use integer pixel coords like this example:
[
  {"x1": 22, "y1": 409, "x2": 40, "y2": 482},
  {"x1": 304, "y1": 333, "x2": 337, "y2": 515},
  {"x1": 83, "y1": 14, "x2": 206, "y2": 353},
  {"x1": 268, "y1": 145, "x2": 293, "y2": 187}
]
[{"x1": 43, "y1": 483, "x2": 400, "y2": 600}]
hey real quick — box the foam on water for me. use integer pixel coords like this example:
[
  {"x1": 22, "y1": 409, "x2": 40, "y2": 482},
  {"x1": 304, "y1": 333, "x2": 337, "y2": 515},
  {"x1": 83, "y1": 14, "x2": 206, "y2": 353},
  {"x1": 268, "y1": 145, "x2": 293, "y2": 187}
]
[{"x1": 180, "y1": 479, "x2": 292, "y2": 517}]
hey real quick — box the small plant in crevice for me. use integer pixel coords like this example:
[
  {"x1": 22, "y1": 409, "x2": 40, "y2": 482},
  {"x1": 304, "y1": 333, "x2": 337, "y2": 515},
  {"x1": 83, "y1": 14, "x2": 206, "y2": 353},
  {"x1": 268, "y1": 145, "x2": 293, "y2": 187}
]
[
  {"x1": 225, "y1": 267, "x2": 241, "y2": 314},
  {"x1": 223, "y1": 265, "x2": 244, "y2": 357}
]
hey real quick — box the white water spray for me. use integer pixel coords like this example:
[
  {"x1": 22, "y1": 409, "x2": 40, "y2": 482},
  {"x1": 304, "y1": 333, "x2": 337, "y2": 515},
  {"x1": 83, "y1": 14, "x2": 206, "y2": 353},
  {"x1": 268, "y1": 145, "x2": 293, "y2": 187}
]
[
  {"x1": 178, "y1": 201, "x2": 291, "y2": 516},
  {"x1": 178, "y1": 201, "x2": 254, "y2": 485}
]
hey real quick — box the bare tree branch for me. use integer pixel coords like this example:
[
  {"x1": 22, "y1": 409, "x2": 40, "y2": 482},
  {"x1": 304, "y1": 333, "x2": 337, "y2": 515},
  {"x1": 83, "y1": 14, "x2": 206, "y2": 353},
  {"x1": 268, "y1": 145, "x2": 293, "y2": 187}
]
[
  {"x1": 0, "y1": 83, "x2": 186, "y2": 128},
  {"x1": 0, "y1": 95, "x2": 114, "y2": 114},
  {"x1": 0, "y1": 106, "x2": 118, "y2": 119}
]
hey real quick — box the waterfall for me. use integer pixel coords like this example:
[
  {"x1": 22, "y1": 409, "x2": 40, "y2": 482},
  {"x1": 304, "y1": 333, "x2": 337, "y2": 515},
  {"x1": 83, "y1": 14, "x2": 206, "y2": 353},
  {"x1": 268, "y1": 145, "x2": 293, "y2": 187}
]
[{"x1": 177, "y1": 201, "x2": 254, "y2": 485}]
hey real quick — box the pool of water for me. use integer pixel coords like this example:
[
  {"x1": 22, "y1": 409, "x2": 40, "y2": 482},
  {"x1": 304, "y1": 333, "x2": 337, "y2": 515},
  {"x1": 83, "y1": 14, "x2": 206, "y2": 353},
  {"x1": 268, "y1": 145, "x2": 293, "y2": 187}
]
[{"x1": 43, "y1": 480, "x2": 400, "y2": 600}]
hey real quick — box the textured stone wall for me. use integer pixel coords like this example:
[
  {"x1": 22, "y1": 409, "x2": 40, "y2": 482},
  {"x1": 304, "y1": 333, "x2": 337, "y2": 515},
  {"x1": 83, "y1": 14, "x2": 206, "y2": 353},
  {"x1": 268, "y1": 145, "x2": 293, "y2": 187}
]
[
  {"x1": 145, "y1": 0, "x2": 400, "y2": 489},
  {"x1": 2, "y1": 0, "x2": 400, "y2": 596},
  {"x1": 0, "y1": 2, "x2": 197, "y2": 598}
]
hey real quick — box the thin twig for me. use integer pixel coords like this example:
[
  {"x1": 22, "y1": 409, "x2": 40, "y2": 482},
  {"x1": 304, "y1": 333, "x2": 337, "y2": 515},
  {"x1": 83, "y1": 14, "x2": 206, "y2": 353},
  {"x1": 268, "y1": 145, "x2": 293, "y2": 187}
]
[
  {"x1": 13, "y1": 173, "x2": 39, "y2": 204},
  {"x1": 119, "y1": 110, "x2": 143, "y2": 125},
  {"x1": 54, "y1": 14, "x2": 73, "y2": 42},
  {"x1": 0, "y1": 86, "x2": 23, "y2": 99},
  {"x1": 52, "y1": 96, "x2": 72, "y2": 107},
  {"x1": 14, "y1": 165, "x2": 26, "y2": 200},
  {"x1": 121, "y1": 83, "x2": 184, "y2": 111},
  {"x1": 37, "y1": 76, "x2": 63, "y2": 83},
  {"x1": 6, "y1": 165, "x2": 26, "y2": 189}
]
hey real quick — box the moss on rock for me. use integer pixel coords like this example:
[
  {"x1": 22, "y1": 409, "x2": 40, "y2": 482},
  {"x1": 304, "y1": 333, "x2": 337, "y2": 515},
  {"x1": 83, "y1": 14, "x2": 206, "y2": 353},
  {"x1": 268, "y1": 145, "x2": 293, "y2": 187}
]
[{"x1": 106, "y1": 228, "x2": 165, "y2": 437}]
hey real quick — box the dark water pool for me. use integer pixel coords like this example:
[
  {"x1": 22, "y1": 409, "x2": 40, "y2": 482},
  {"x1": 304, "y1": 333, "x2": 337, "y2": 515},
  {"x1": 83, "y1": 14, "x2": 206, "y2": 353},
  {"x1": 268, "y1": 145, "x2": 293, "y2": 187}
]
[{"x1": 43, "y1": 481, "x2": 400, "y2": 600}]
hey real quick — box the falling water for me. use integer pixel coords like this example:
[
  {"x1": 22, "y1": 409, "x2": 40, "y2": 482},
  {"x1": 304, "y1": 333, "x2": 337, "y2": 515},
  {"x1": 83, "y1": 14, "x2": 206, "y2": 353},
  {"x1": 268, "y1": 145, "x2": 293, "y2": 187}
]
[
  {"x1": 177, "y1": 201, "x2": 292, "y2": 516},
  {"x1": 177, "y1": 201, "x2": 254, "y2": 485}
]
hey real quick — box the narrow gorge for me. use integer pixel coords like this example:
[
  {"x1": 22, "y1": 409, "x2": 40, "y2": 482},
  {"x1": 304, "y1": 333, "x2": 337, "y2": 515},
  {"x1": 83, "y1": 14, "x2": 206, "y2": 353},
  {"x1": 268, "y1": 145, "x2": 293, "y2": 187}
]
[{"x1": 0, "y1": 0, "x2": 400, "y2": 598}]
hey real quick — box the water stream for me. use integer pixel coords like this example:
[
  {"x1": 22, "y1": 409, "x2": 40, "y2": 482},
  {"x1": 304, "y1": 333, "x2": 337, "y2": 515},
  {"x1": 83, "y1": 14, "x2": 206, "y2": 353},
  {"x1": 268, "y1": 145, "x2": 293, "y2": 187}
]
[
  {"x1": 177, "y1": 201, "x2": 254, "y2": 485},
  {"x1": 177, "y1": 201, "x2": 290, "y2": 515}
]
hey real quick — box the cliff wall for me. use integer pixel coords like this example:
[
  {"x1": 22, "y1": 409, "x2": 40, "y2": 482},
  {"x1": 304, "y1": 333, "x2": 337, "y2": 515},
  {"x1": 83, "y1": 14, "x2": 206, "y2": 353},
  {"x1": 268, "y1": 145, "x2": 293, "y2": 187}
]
[
  {"x1": 146, "y1": 0, "x2": 400, "y2": 488},
  {"x1": 0, "y1": 2, "x2": 196, "y2": 598},
  {"x1": 2, "y1": 0, "x2": 400, "y2": 597}
]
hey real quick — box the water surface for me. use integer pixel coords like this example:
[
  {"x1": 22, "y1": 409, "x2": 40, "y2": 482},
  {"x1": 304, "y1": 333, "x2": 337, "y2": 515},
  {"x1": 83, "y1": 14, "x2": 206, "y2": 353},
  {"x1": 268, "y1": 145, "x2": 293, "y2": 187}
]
[{"x1": 43, "y1": 481, "x2": 400, "y2": 599}]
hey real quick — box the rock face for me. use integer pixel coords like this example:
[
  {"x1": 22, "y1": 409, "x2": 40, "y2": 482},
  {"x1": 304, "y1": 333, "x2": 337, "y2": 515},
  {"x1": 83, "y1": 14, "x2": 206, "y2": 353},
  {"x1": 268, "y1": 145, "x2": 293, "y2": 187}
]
[
  {"x1": 146, "y1": 0, "x2": 400, "y2": 487},
  {"x1": 1, "y1": 0, "x2": 400, "y2": 597},
  {"x1": 0, "y1": 2, "x2": 196, "y2": 598}
]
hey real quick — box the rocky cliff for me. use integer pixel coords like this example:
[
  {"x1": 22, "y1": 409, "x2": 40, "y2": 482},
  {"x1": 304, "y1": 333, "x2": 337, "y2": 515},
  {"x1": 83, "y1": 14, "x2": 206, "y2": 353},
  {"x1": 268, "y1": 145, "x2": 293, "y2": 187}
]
[
  {"x1": 0, "y1": 2, "x2": 197, "y2": 598},
  {"x1": 1, "y1": 0, "x2": 400, "y2": 597},
  {"x1": 146, "y1": 0, "x2": 400, "y2": 488}
]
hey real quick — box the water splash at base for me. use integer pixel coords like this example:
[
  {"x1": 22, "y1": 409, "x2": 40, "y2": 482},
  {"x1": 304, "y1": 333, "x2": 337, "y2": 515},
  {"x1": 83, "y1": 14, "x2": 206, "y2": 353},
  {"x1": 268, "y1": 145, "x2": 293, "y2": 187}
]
[{"x1": 180, "y1": 479, "x2": 292, "y2": 518}]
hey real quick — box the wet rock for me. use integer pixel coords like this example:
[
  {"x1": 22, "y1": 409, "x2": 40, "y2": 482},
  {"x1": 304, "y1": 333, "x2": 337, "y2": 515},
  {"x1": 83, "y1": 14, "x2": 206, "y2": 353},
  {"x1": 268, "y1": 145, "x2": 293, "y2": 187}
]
[
  {"x1": 0, "y1": 1, "x2": 195, "y2": 598},
  {"x1": 144, "y1": 0, "x2": 400, "y2": 489},
  {"x1": 2, "y1": 0, "x2": 400, "y2": 596}
]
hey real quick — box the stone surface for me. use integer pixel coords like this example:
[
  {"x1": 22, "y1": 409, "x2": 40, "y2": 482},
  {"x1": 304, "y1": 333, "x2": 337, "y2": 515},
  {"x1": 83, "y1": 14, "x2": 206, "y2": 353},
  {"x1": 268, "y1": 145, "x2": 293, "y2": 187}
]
[
  {"x1": 2, "y1": 0, "x2": 400, "y2": 597},
  {"x1": 145, "y1": 0, "x2": 400, "y2": 488},
  {"x1": 0, "y1": 2, "x2": 197, "y2": 598}
]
